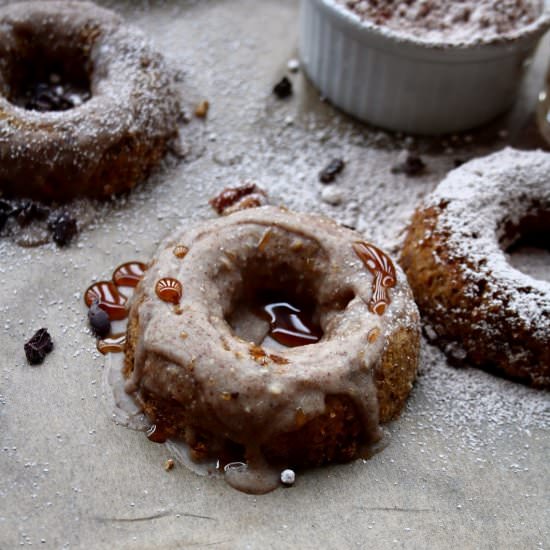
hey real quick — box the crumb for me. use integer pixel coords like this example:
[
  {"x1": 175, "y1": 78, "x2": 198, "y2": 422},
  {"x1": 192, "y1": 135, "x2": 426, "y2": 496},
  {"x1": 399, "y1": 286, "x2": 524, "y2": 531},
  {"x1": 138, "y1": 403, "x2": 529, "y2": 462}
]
[
  {"x1": 164, "y1": 458, "x2": 175, "y2": 471},
  {"x1": 319, "y1": 158, "x2": 345, "y2": 184},
  {"x1": 194, "y1": 100, "x2": 210, "y2": 118},
  {"x1": 391, "y1": 152, "x2": 426, "y2": 176}
]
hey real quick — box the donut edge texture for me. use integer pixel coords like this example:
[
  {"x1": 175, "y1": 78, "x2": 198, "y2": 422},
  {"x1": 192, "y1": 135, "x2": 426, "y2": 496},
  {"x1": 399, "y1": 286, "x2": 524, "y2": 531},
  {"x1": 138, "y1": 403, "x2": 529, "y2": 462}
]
[
  {"x1": 0, "y1": 1, "x2": 181, "y2": 201},
  {"x1": 123, "y1": 206, "x2": 421, "y2": 468},
  {"x1": 401, "y1": 148, "x2": 550, "y2": 389}
]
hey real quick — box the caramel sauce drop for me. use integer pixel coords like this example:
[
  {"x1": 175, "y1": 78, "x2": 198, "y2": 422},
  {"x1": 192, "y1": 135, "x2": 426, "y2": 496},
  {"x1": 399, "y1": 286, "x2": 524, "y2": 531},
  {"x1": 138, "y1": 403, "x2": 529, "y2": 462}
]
[
  {"x1": 112, "y1": 261, "x2": 147, "y2": 287},
  {"x1": 155, "y1": 277, "x2": 183, "y2": 304},
  {"x1": 260, "y1": 297, "x2": 322, "y2": 348},
  {"x1": 84, "y1": 260, "x2": 148, "y2": 353},
  {"x1": 147, "y1": 423, "x2": 170, "y2": 444},
  {"x1": 173, "y1": 245, "x2": 189, "y2": 259},
  {"x1": 97, "y1": 333, "x2": 127, "y2": 355},
  {"x1": 84, "y1": 281, "x2": 128, "y2": 321}
]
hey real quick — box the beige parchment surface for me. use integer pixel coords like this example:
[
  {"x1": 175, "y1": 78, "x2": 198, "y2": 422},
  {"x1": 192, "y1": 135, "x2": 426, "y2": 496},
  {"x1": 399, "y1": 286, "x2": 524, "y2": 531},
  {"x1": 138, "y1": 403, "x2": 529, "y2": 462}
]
[{"x1": 1, "y1": 1, "x2": 549, "y2": 549}]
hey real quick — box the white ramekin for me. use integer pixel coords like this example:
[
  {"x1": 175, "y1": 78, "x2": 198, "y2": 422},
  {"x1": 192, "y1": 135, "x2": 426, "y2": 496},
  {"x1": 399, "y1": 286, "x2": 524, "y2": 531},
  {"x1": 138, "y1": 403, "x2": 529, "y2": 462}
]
[{"x1": 299, "y1": 0, "x2": 550, "y2": 135}]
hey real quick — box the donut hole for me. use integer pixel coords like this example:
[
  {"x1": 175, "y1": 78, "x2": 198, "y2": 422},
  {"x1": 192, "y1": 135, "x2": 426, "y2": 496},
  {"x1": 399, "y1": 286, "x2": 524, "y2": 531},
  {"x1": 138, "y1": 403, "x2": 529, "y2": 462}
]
[
  {"x1": 1, "y1": 26, "x2": 93, "y2": 111},
  {"x1": 500, "y1": 209, "x2": 550, "y2": 283},
  {"x1": 225, "y1": 254, "x2": 355, "y2": 348},
  {"x1": 226, "y1": 264, "x2": 323, "y2": 348}
]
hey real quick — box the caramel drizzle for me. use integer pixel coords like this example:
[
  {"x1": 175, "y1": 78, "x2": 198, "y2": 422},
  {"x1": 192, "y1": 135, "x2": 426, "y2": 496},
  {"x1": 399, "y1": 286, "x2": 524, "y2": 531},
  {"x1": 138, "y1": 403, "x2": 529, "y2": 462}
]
[
  {"x1": 353, "y1": 241, "x2": 396, "y2": 315},
  {"x1": 97, "y1": 333, "x2": 127, "y2": 355},
  {"x1": 84, "y1": 261, "x2": 148, "y2": 354}
]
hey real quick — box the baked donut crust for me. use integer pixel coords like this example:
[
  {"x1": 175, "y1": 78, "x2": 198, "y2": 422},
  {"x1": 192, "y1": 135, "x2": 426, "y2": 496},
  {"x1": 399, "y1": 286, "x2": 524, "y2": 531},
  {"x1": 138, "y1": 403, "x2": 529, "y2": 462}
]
[
  {"x1": 401, "y1": 148, "x2": 550, "y2": 388},
  {"x1": 0, "y1": 1, "x2": 180, "y2": 201},
  {"x1": 123, "y1": 207, "x2": 420, "y2": 480}
]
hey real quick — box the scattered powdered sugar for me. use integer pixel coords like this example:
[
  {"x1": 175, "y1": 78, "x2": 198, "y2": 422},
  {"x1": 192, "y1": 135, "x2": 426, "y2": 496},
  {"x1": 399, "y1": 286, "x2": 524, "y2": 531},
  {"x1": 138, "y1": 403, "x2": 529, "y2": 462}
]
[
  {"x1": 0, "y1": 1, "x2": 548, "y2": 543},
  {"x1": 407, "y1": 340, "x2": 550, "y2": 454},
  {"x1": 340, "y1": 0, "x2": 548, "y2": 46}
]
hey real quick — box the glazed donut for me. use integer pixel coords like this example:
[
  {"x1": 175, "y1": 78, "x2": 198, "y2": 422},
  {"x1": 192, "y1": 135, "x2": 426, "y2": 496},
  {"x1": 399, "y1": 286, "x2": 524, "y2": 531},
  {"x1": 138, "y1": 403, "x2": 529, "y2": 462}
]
[
  {"x1": 124, "y1": 206, "x2": 420, "y2": 492},
  {"x1": 0, "y1": 1, "x2": 180, "y2": 201},
  {"x1": 401, "y1": 148, "x2": 550, "y2": 389}
]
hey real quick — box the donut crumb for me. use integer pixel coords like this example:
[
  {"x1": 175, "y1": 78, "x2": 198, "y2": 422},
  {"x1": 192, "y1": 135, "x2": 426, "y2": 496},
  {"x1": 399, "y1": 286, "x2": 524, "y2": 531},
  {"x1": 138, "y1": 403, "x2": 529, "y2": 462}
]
[{"x1": 194, "y1": 100, "x2": 210, "y2": 118}]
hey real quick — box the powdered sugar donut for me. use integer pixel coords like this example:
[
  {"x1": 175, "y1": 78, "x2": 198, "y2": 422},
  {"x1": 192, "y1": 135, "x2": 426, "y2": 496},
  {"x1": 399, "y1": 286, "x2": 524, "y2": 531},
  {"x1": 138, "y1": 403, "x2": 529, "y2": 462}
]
[
  {"x1": 0, "y1": 1, "x2": 180, "y2": 201},
  {"x1": 401, "y1": 148, "x2": 550, "y2": 388}
]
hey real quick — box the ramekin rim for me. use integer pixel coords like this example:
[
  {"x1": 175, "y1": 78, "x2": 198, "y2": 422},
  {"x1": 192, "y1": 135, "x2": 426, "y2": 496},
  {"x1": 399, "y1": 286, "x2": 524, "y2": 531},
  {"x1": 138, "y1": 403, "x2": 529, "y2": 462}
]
[{"x1": 315, "y1": 0, "x2": 550, "y2": 51}]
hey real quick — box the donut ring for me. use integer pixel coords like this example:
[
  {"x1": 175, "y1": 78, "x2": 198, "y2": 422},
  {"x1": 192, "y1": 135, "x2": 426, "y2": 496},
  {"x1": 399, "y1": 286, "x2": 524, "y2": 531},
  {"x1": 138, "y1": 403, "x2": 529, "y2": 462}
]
[
  {"x1": 124, "y1": 206, "x2": 420, "y2": 491},
  {"x1": 401, "y1": 148, "x2": 550, "y2": 388},
  {"x1": 0, "y1": 1, "x2": 180, "y2": 201}
]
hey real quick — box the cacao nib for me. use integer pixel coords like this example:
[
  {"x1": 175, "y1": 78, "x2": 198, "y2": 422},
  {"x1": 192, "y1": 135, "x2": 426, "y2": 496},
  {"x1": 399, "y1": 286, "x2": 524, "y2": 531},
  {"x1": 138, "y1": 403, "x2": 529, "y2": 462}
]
[
  {"x1": 319, "y1": 158, "x2": 345, "y2": 183},
  {"x1": 273, "y1": 77, "x2": 293, "y2": 99},
  {"x1": 49, "y1": 213, "x2": 78, "y2": 246},
  {"x1": 391, "y1": 153, "x2": 426, "y2": 176}
]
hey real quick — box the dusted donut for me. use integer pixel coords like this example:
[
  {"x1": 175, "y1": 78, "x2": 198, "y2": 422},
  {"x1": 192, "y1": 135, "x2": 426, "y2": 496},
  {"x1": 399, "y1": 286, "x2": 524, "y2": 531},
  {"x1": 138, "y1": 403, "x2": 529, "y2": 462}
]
[
  {"x1": 0, "y1": 1, "x2": 180, "y2": 201},
  {"x1": 401, "y1": 148, "x2": 550, "y2": 389},
  {"x1": 124, "y1": 206, "x2": 420, "y2": 491}
]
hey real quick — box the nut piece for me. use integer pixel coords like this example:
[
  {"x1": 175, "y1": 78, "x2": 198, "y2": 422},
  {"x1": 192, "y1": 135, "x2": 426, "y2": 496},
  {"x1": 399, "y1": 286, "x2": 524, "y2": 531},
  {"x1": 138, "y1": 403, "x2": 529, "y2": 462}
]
[
  {"x1": 164, "y1": 458, "x2": 175, "y2": 471},
  {"x1": 209, "y1": 183, "x2": 268, "y2": 215},
  {"x1": 195, "y1": 100, "x2": 209, "y2": 118}
]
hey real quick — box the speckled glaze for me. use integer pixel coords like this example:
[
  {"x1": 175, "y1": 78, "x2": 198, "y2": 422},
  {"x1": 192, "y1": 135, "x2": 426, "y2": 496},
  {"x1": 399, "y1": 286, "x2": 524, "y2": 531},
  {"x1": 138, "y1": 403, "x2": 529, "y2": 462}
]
[
  {"x1": 124, "y1": 207, "x2": 420, "y2": 492},
  {"x1": 0, "y1": 1, "x2": 180, "y2": 201},
  {"x1": 401, "y1": 148, "x2": 550, "y2": 388}
]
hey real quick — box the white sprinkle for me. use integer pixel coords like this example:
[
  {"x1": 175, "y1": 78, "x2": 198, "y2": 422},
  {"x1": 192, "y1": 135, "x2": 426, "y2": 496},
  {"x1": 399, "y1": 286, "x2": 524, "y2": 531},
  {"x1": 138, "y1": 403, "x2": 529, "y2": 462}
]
[{"x1": 280, "y1": 469, "x2": 295, "y2": 486}]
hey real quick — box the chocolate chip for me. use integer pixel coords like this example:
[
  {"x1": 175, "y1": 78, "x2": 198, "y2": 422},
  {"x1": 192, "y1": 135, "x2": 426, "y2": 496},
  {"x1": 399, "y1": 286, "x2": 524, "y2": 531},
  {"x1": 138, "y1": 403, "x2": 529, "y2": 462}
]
[
  {"x1": 23, "y1": 80, "x2": 88, "y2": 112},
  {"x1": 273, "y1": 77, "x2": 293, "y2": 99},
  {"x1": 24, "y1": 328, "x2": 54, "y2": 365},
  {"x1": 319, "y1": 158, "x2": 345, "y2": 183},
  {"x1": 16, "y1": 201, "x2": 50, "y2": 227},
  {"x1": 0, "y1": 200, "x2": 13, "y2": 231},
  {"x1": 49, "y1": 213, "x2": 78, "y2": 246},
  {"x1": 88, "y1": 302, "x2": 111, "y2": 338},
  {"x1": 391, "y1": 153, "x2": 426, "y2": 176}
]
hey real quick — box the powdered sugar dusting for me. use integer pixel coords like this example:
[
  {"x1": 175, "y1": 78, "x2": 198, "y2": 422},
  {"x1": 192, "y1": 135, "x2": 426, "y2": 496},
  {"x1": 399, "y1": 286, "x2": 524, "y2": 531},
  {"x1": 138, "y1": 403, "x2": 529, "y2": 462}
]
[
  {"x1": 428, "y1": 147, "x2": 550, "y2": 332},
  {"x1": 0, "y1": 1, "x2": 181, "y2": 200},
  {"x1": 339, "y1": 0, "x2": 549, "y2": 46},
  {"x1": 408, "y1": 341, "x2": 550, "y2": 453}
]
